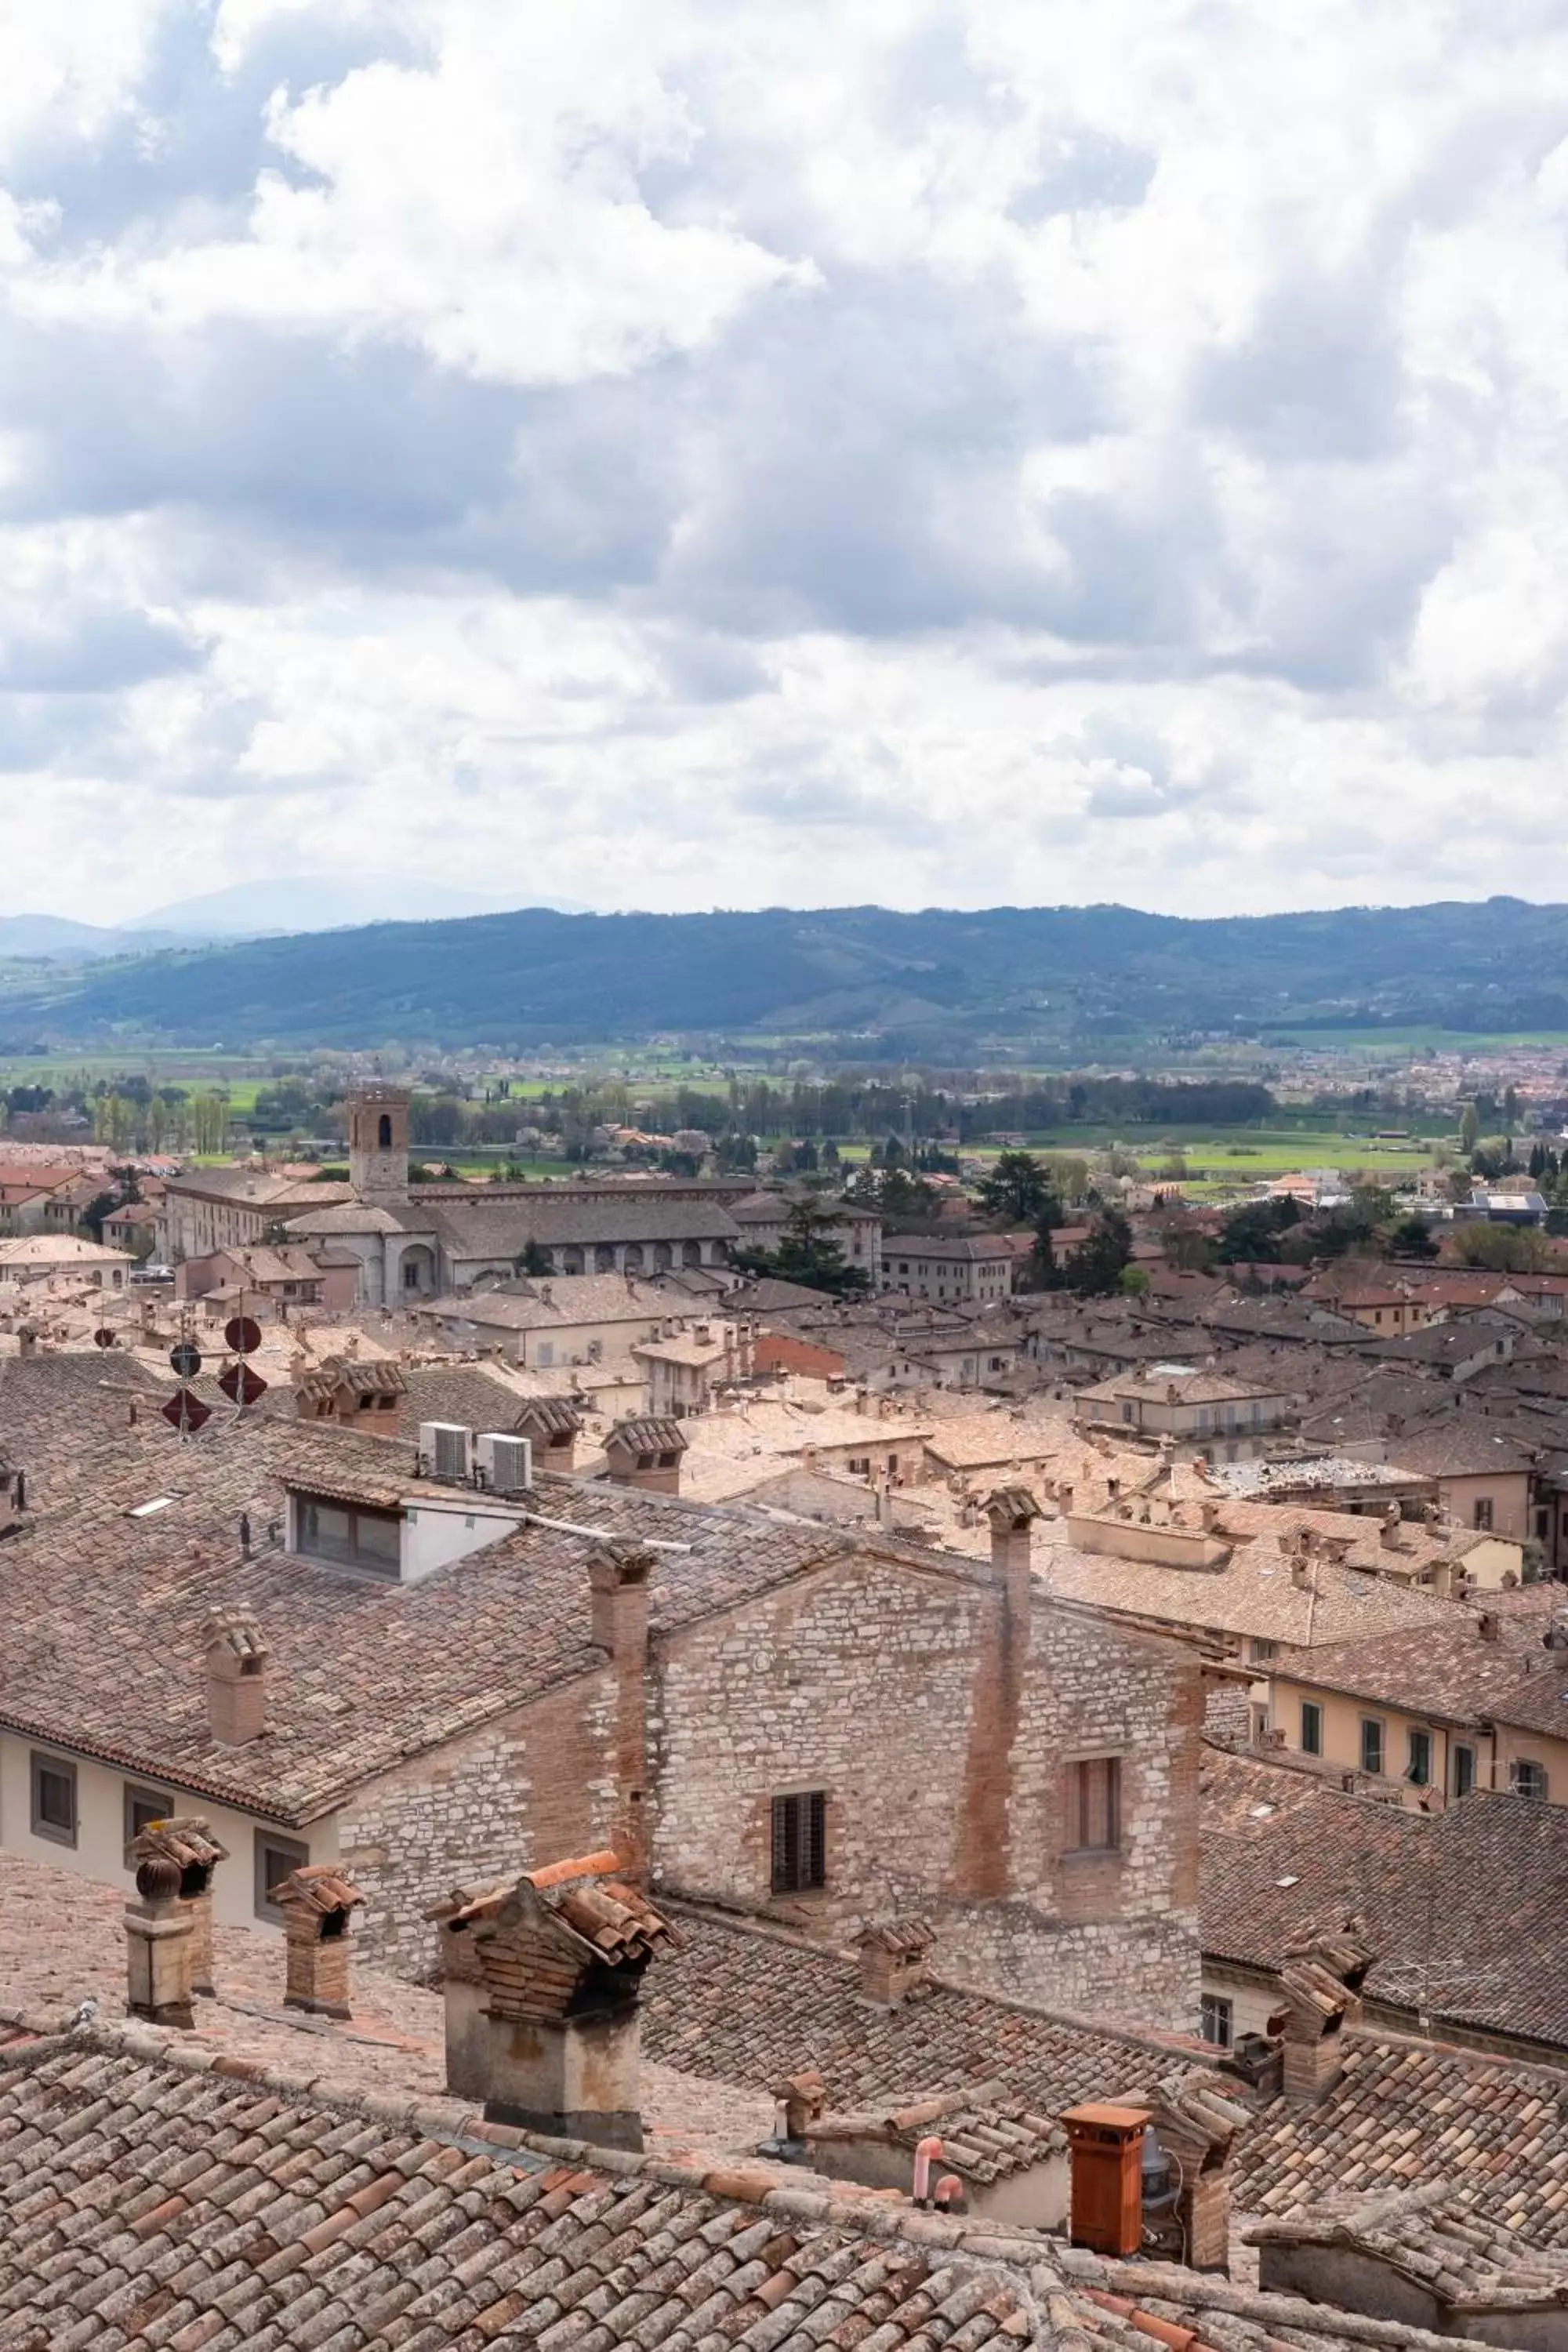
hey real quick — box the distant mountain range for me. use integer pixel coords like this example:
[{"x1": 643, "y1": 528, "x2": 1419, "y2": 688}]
[
  {"x1": 4, "y1": 895, "x2": 1568, "y2": 1055},
  {"x1": 0, "y1": 875, "x2": 589, "y2": 964}
]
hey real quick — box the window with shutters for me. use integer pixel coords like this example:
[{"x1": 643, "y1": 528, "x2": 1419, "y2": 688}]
[
  {"x1": 770, "y1": 1791, "x2": 826, "y2": 1893},
  {"x1": 1512, "y1": 1758, "x2": 1549, "y2": 1802},
  {"x1": 1069, "y1": 1757, "x2": 1122, "y2": 1853}
]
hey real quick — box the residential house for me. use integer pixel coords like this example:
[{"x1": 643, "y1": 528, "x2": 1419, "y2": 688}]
[
  {"x1": 1381, "y1": 1421, "x2": 1537, "y2": 1540},
  {"x1": 1073, "y1": 1364, "x2": 1296, "y2": 1462},
  {"x1": 1259, "y1": 1596, "x2": 1568, "y2": 1808},
  {"x1": 880, "y1": 1234, "x2": 1014, "y2": 1307}
]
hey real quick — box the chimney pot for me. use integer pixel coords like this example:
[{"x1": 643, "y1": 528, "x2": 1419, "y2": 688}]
[
  {"x1": 128, "y1": 1816, "x2": 228, "y2": 1997},
  {"x1": 125, "y1": 1860, "x2": 196, "y2": 2031},
  {"x1": 856, "y1": 1918, "x2": 935, "y2": 2007}
]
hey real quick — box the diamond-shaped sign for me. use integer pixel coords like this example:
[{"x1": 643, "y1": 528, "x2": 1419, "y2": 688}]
[
  {"x1": 161, "y1": 1388, "x2": 211, "y2": 1433},
  {"x1": 218, "y1": 1362, "x2": 268, "y2": 1406}
]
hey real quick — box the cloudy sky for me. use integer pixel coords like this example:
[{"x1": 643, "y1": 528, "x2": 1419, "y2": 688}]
[{"x1": 5, "y1": 0, "x2": 1568, "y2": 924}]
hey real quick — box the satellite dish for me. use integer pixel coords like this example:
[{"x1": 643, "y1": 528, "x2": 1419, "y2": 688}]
[
  {"x1": 161, "y1": 1388, "x2": 211, "y2": 1433},
  {"x1": 93, "y1": 1328, "x2": 115, "y2": 1350},
  {"x1": 218, "y1": 1362, "x2": 268, "y2": 1407},
  {"x1": 169, "y1": 1341, "x2": 202, "y2": 1380},
  {"x1": 224, "y1": 1316, "x2": 263, "y2": 1357}
]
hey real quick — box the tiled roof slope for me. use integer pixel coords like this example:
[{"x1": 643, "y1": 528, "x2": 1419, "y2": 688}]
[
  {"x1": 0, "y1": 1395, "x2": 848, "y2": 1823},
  {"x1": 0, "y1": 2041, "x2": 1036, "y2": 2349},
  {"x1": 1237, "y1": 2034, "x2": 1568, "y2": 2244},
  {"x1": 644, "y1": 1907, "x2": 1208, "y2": 2112},
  {"x1": 1202, "y1": 1748, "x2": 1568, "y2": 2051},
  {"x1": 1275, "y1": 1598, "x2": 1568, "y2": 1735}
]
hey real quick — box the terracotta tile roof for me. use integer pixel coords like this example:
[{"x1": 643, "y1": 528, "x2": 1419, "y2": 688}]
[
  {"x1": 1202, "y1": 1748, "x2": 1568, "y2": 2051},
  {"x1": 644, "y1": 1907, "x2": 1209, "y2": 2113},
  {"x1": 1275, "y1": 1595, "x2": 1568, "y2": 1733},
  {"x1": 293, "y1": 1357, "x2": 410, "y2": 1404},
  {"x1": 1384, "y1": 1420, "x2": 1539, "y2": 1476},
  {"x1": 0, "y1": 2039, "x2": 1037, "y2": 2347},
  {"x1": 607, "y1": 1414, "x2": 689, "y2": 1456},
  {"x1": 1247, "y1": 2182, "x2": 1568, "y2": 2305},
  {"x1": 1236, "y1": 2034, "x2": 1568, "y2": 2242},
  {"x1": 810, "y1": 2079, "x2": 1064, "y2": 2183},
  {"x1": 0, "y1": 1375, "x2": 849, "y2": 1823}
]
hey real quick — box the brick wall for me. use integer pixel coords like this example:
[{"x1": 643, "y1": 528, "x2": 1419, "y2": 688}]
[{"x1": 651, "y1": 1552, "x2": 1201, "y2": 2032}]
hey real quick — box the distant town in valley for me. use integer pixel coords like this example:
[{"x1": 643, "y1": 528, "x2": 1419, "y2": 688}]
[{"x1": 8, "y1": 902, "x2": 1568, "y2": 2333}]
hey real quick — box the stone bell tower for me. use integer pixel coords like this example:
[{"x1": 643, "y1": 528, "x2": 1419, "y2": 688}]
[{"x1": 348, "y1": 1086, "x2": 411, "y2": 1201}]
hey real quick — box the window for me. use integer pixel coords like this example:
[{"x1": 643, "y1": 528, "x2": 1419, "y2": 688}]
[
  {"x1": 255, "y1": 1830, "x2": 310, "y2": 1922},
  {"x1": 1512, "y1": 1758, "x2": 1549, "y2": 1802},
  {"x1": 31, "y1": 1751, "x2": 77, "y2": 1847},
  {"x1": 296, "y1": 1497, "x2": 402, "y2": 1576},
  {"x1": 1121, "y1": 1403, "x2": 1135, "y2": 1424},
  {"x1": 1200, "y1": 1993, "x2": 1233, "y2": 2049},
  {"x1": 771, "y1": 1792, "x2": 826, "y2": 1893},
  {"x1": 1452, "y1": 1743, "x2": 1475, "y2": 1799},
  {"x1": 1473, "y1": 1498, "x2": 1494, "y2": 1532},
  {"x1": 1070, "y1": 1757, "x2": 1122, "y2": 1853},
  {"x1": 1250, "y1": 1638, "x2": 1276, "y2": 1664},
  {"x1": 1301, "y1": 1700, "x2": 1323, "y2": 1756},
  {"x1": 124, "y1": 1782, "x2": 174, "y2": 1860},
  {"x1": 1359, "y1": 1717, "x2": 1385, "y2": 1777},
  {"x1": 377, "y1": 1112, "x2": 393, "y2": 1149},
  {"x1": 1406, "y1": 1727, "x2": 1432, "y2": 1788}
]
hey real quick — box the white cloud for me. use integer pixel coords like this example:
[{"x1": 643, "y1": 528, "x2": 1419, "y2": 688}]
[{"x1": 6, "y1": 0, "x2": 1568, "y2": 923}]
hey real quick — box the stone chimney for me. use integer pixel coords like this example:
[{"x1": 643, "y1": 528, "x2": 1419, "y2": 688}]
[
  {"x1": 1276, "y1": 1921, "x2": 1373, "y2": 2102},
  {"x1": 856, "y1": 1918, "x2": 935, "y2": 2007},
  {"x1": 128, "y1": 1817, "x2": 229, "y2": 1998},
  {"x1": 125, "y1": 1856, "x2": 196, "y2": 2029},
  {"x1": 1380, "y1": 1503, "x2": 1403, "y2": 1551},
  {"x1": 430, "y1": 1853, "x2": 677, "y2": 2150},
  {"x1": 587, "y1": 1542, "x2": 653, "y2": 1876},
  {"x1": 1146, "y1": 2076, "x2": 1249, "y2": 2272},
  {"x1": 1479, "y1": 1610, "x2": 1502, "y2": 1643},
  {"x1": 604, "y1": 1417, "x2": 687, "y2": 1496},
  {"x1": 270, "y1": 1864, "x2": 364, "y2": 2018},
  {"x1": 16, "y1": 1327, "x2": 35, "y2": 1359},
  {"x1": 204, "y1": 1608, "x2": 270, "y2": 1747}
]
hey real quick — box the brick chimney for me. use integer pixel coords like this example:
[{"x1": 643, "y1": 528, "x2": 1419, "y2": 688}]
[
  {"x1": 856, "y1": 1918, "x2": 935, "y2": 2007},
  {"x1": 1276, "y1": 1922, "x2": 1373, "y2": 2102},
  {"x1": 956, "y1": 1490, "x2": 1042, "y2": 1900},
  {"x1": 604, "y1": 1416, "x2": 687, "y2": 1496},
  {"x1": 128, "y1": 1817, "x2": 229, "y2": 1998},
  {"x1": 587, "y1": 1541, "x2": 653, "y2": 1876},
  {"x1": 516, "y1": 1398, "x2": 583, "y2": 1474},
  {"x1": 270, "y1": 1864, "x2": 363, "y2": 2018},
  {"x1": 429, "y1": 1853, "x2": 677, "y2": 2150},
  {"x1": 125, "y1": 1856, "x2": 196, "y2": 2030},
  {"x1": 204, "y1": 1608, "x2": 270, "y2": 1746},
  {"x1": 985, "y1": 1484, "x2": 1043, "y2": 1612},
  {"x1": 1146, "y1": 2076, "x2": 1248, "y2": 2272}
]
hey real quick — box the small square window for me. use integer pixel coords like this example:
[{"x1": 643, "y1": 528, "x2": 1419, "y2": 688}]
[
  {"x1": 255, "y1": 1831, "x2": 309, "y2": 1922},
  {"x1": 771, "y1": 1791, "x2": 826, "y2": 1893},
  {"x1": 31, "y1": 1752, "x2": 77, "y2": 1848},
  {"x1": 1512, "y1": 1759, "x2": 1549, "y2": 1802},
  {"x1": 1200, "y1": 1992, "x2": 1233, "y2": 2049}
]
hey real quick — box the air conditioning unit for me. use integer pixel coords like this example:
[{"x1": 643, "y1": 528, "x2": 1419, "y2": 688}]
[
  {"x1": 476, "y1": 1432, "x2": 534, "y2": 1495},
  {"x1": 419, "y1": 1421, "x2": 473, "y2": 1483}
]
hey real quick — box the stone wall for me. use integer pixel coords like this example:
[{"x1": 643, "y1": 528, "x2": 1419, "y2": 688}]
[
  {"x1": 337, "y1": 1668, "x2": 618, "y2": 1980},
  {"x1": 651, "y1": 1550, "x2": 1202, "y2": 2032}
]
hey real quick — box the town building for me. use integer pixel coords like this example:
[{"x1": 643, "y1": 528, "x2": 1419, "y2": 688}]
[{"x1": 880, "y1": 1233, "x2": 1014, "y2": 1306}]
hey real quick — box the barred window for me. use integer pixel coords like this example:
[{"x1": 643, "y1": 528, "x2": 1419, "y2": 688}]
[{"x1": 771, "y1": 1791, "x2": 826, "y2": 1893}]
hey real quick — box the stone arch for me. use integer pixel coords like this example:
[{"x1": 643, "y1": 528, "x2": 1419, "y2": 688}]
[
  {"x1": 623, "y1": 1244, "x2": 645, "y2": 1274},
  {"x1": 377, "y1": 1112, "x2": 393, "y2": 1149},
  {"x1": 594, "y1": 1244, "x2": 617, "y2": 1273},
  {"x1": 681, "y1": 1240, "x2": 702, "y2": 1268},
  {"x1": 395, "y1": 1241, "x2": 437, "y2": 1296},
  {"x1": 562, "y1": 1247, "x2": 585, "y2": 1275},
  {"x1": 652, "y1": 1242, "x2": 673, "y2": 1272}
]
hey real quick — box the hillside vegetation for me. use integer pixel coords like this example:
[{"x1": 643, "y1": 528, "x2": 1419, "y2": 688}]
[{"x1": 5, "y1": 897, "x2": 1567, "y2": 1053}]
